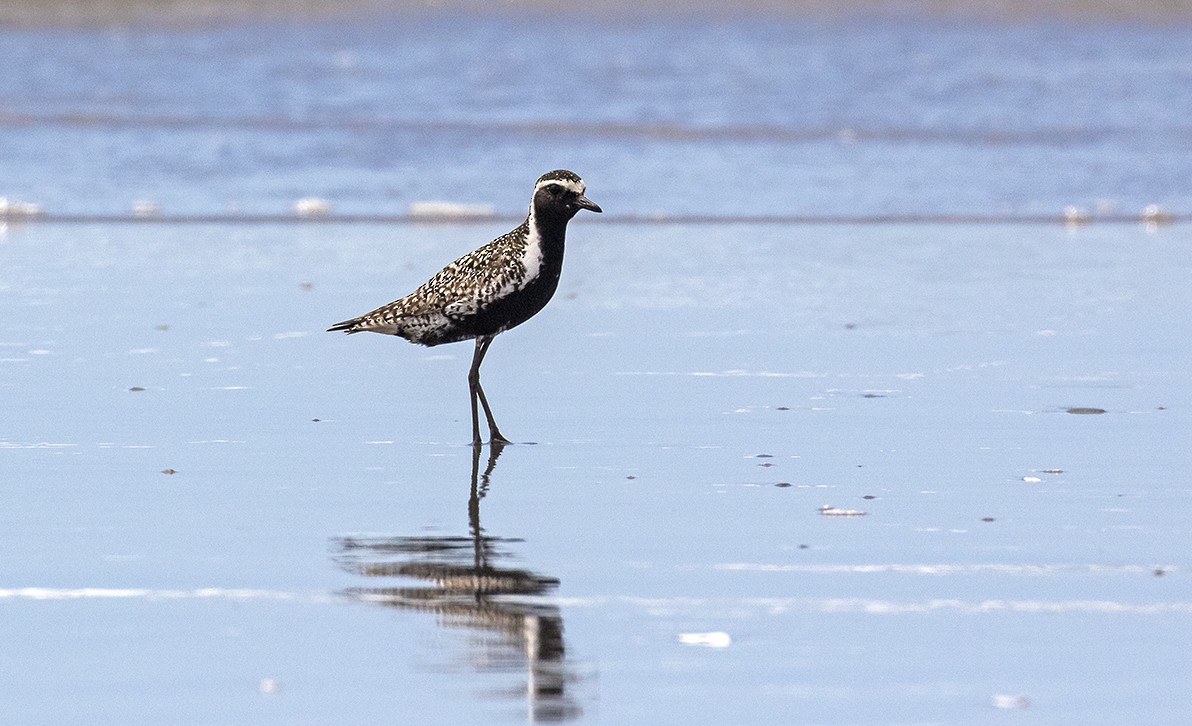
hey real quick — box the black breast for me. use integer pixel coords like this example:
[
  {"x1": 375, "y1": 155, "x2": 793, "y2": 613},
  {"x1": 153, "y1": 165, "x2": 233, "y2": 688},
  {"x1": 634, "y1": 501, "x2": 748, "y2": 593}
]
[{"x1": 458, "y1": 218, "x2": 569, "y2": 338}]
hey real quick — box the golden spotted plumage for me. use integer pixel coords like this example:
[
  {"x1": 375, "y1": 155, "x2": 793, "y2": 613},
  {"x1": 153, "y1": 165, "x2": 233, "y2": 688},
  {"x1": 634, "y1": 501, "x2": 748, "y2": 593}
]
[
  {"x1": 327, "y1": 169, "x2": 601, "y2": 444},
  {"x1": 341, "y1": 221, "x2": 534, "y2": 342}
]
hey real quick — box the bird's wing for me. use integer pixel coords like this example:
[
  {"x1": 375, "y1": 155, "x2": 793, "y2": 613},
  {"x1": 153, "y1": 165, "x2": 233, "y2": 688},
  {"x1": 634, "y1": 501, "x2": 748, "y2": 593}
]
[
  {"x1": 330, "y1": 225, "x2": 528, "y2": 331},
  {"x1": 422, "y1": 241, "x2": 525, "y2": 320}
]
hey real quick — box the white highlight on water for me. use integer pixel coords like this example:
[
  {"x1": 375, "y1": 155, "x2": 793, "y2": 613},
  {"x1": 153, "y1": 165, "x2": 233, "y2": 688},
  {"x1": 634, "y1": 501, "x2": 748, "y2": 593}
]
[
  {"x1": 0, "y1": 587, "x2": 325, "y2": 602},
  {"x1": 714, "y1": 562, "x2": 1172, "y2": 575},
  {"x1": 1, "y1": 587, "x2": 1187, "y2": 616},
  {"x1": 678, "y1": 631, "x2": 732, "y2": 648}
]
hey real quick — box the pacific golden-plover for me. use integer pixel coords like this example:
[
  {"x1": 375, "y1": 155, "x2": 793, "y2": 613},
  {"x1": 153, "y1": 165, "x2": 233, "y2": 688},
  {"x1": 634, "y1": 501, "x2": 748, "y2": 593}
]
[{"x1": 328, "y1": 170, "x2": 601, "y2": 446}]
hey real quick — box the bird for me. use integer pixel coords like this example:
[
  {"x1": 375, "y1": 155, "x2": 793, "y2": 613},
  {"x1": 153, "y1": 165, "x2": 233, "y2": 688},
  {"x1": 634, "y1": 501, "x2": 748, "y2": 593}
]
[{"x1": 327, "y1": 169, "x2": 602, "y2": 447}]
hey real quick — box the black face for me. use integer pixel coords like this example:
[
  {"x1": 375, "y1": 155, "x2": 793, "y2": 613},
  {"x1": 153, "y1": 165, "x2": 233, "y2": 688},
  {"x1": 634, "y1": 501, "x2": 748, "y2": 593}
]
[{"x1": 535, "y1": 183, "x2": 602, "y2": 219}]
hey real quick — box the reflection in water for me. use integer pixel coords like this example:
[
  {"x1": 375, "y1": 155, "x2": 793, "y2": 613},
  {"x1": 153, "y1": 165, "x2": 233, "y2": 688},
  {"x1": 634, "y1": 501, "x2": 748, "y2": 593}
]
[{"x1": 332, "y1": 443, "x2": 582, "y2": 722}]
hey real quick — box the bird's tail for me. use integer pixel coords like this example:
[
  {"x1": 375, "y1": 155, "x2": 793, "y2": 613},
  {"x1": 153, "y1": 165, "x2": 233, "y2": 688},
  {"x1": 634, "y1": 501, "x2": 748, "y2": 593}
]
[{"x1": 326, "y1": 317, "x2": 363, "y2": 334}]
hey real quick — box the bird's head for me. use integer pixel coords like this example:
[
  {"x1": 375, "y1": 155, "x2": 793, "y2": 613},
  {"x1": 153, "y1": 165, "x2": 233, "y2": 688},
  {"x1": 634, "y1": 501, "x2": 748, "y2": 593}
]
[{"x1": 531, "y1": 169, "x2": 602, "y2": 222}]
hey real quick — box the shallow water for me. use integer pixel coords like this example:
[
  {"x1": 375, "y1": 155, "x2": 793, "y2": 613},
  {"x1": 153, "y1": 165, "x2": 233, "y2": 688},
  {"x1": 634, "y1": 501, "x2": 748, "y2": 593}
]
[
  {"x1": 4, "y1": 218, "x2": 1191, "y2": 723},
  {"x1": 3, "y1": 6, "x2": 1192, "y2": 725}
]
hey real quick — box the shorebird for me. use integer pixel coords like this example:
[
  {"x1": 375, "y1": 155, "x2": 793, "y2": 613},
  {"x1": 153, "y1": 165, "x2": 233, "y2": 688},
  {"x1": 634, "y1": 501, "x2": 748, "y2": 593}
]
[{"x1": 327, "y1": 170, "x2": 601, "y2": 446}]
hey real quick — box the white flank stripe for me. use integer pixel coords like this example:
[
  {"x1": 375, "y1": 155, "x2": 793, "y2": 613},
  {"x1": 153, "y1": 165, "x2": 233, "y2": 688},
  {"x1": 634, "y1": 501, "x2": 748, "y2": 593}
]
[{"x1": 521, "y1": 222, "x2": 545, "y2": 285}]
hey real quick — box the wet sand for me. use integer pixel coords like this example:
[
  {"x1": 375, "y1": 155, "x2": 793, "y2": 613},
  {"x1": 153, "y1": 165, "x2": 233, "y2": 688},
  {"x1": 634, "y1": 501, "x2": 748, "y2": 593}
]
[
  {"x1": 3, "y1": 6, "x2": 1191, "y2": 723},
  {"x1": 2, "y1": 218, "x2": 1189, "y2": 723}
]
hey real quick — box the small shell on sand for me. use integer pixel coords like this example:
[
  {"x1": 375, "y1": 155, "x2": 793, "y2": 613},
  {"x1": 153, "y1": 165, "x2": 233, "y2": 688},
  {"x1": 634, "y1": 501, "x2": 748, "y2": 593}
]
[{"x1": 819, "y1": 505, "x2": 866, "y2": 516}]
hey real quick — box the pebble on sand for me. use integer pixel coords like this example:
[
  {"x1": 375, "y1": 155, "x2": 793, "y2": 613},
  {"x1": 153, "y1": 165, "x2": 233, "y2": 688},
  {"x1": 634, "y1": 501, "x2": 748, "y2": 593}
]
[{"x1": 819, "y1": 505, "x2": 866, "y2": 516}]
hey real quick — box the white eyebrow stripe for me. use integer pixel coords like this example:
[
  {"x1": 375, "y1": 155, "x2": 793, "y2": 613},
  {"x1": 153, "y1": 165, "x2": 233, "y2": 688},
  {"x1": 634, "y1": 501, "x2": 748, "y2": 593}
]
[{"x1": 535, "y1": 178, "x2": 585, "y2": 195}]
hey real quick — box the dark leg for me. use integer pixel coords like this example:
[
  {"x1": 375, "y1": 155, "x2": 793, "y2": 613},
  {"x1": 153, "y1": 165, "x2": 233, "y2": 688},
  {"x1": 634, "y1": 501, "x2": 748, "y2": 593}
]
[
  {"x1": 469, "y1": 340, "x2": 483, "y2": 447},
  {"x1": 468, "y1": 437, "x2": 506, "y2": 573},
  {"x1": 468, "y1": 336, "x2": 510, "y2": 446}
]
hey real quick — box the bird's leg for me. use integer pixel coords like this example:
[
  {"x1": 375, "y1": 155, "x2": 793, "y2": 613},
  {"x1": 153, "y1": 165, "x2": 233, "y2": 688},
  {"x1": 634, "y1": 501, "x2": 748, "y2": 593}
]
[
  {"x1": 468, "y1": 336, "x2": 511, "y2": 445},
  {"x1": 469, "y1": 384, "x2": 482, "y2": 449},
  {"x1": 475, "y1": 383, "x2": 510, "y2": 445},
  {"x1": 468, "y1": 339, "x2": 485, "y2": 447}
]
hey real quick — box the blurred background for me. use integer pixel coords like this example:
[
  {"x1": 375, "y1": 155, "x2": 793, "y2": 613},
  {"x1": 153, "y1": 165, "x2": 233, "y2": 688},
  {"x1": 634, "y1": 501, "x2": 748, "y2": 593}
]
[{"x1": 2, "y1": 0, "x2": 1189, "y2": 220}]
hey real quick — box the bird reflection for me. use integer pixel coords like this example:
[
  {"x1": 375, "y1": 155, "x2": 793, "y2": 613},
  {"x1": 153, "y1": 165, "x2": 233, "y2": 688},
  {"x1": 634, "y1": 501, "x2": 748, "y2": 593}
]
[{"x1": 332, "y1": 442, "x2": 581, "y2": 722}]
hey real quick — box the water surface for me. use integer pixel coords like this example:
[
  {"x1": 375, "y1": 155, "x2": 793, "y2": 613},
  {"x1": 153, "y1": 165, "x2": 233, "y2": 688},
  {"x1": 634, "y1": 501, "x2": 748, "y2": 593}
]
[{"x1": 2, "y1": 6, "x2": 1192, "y2": 725}]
